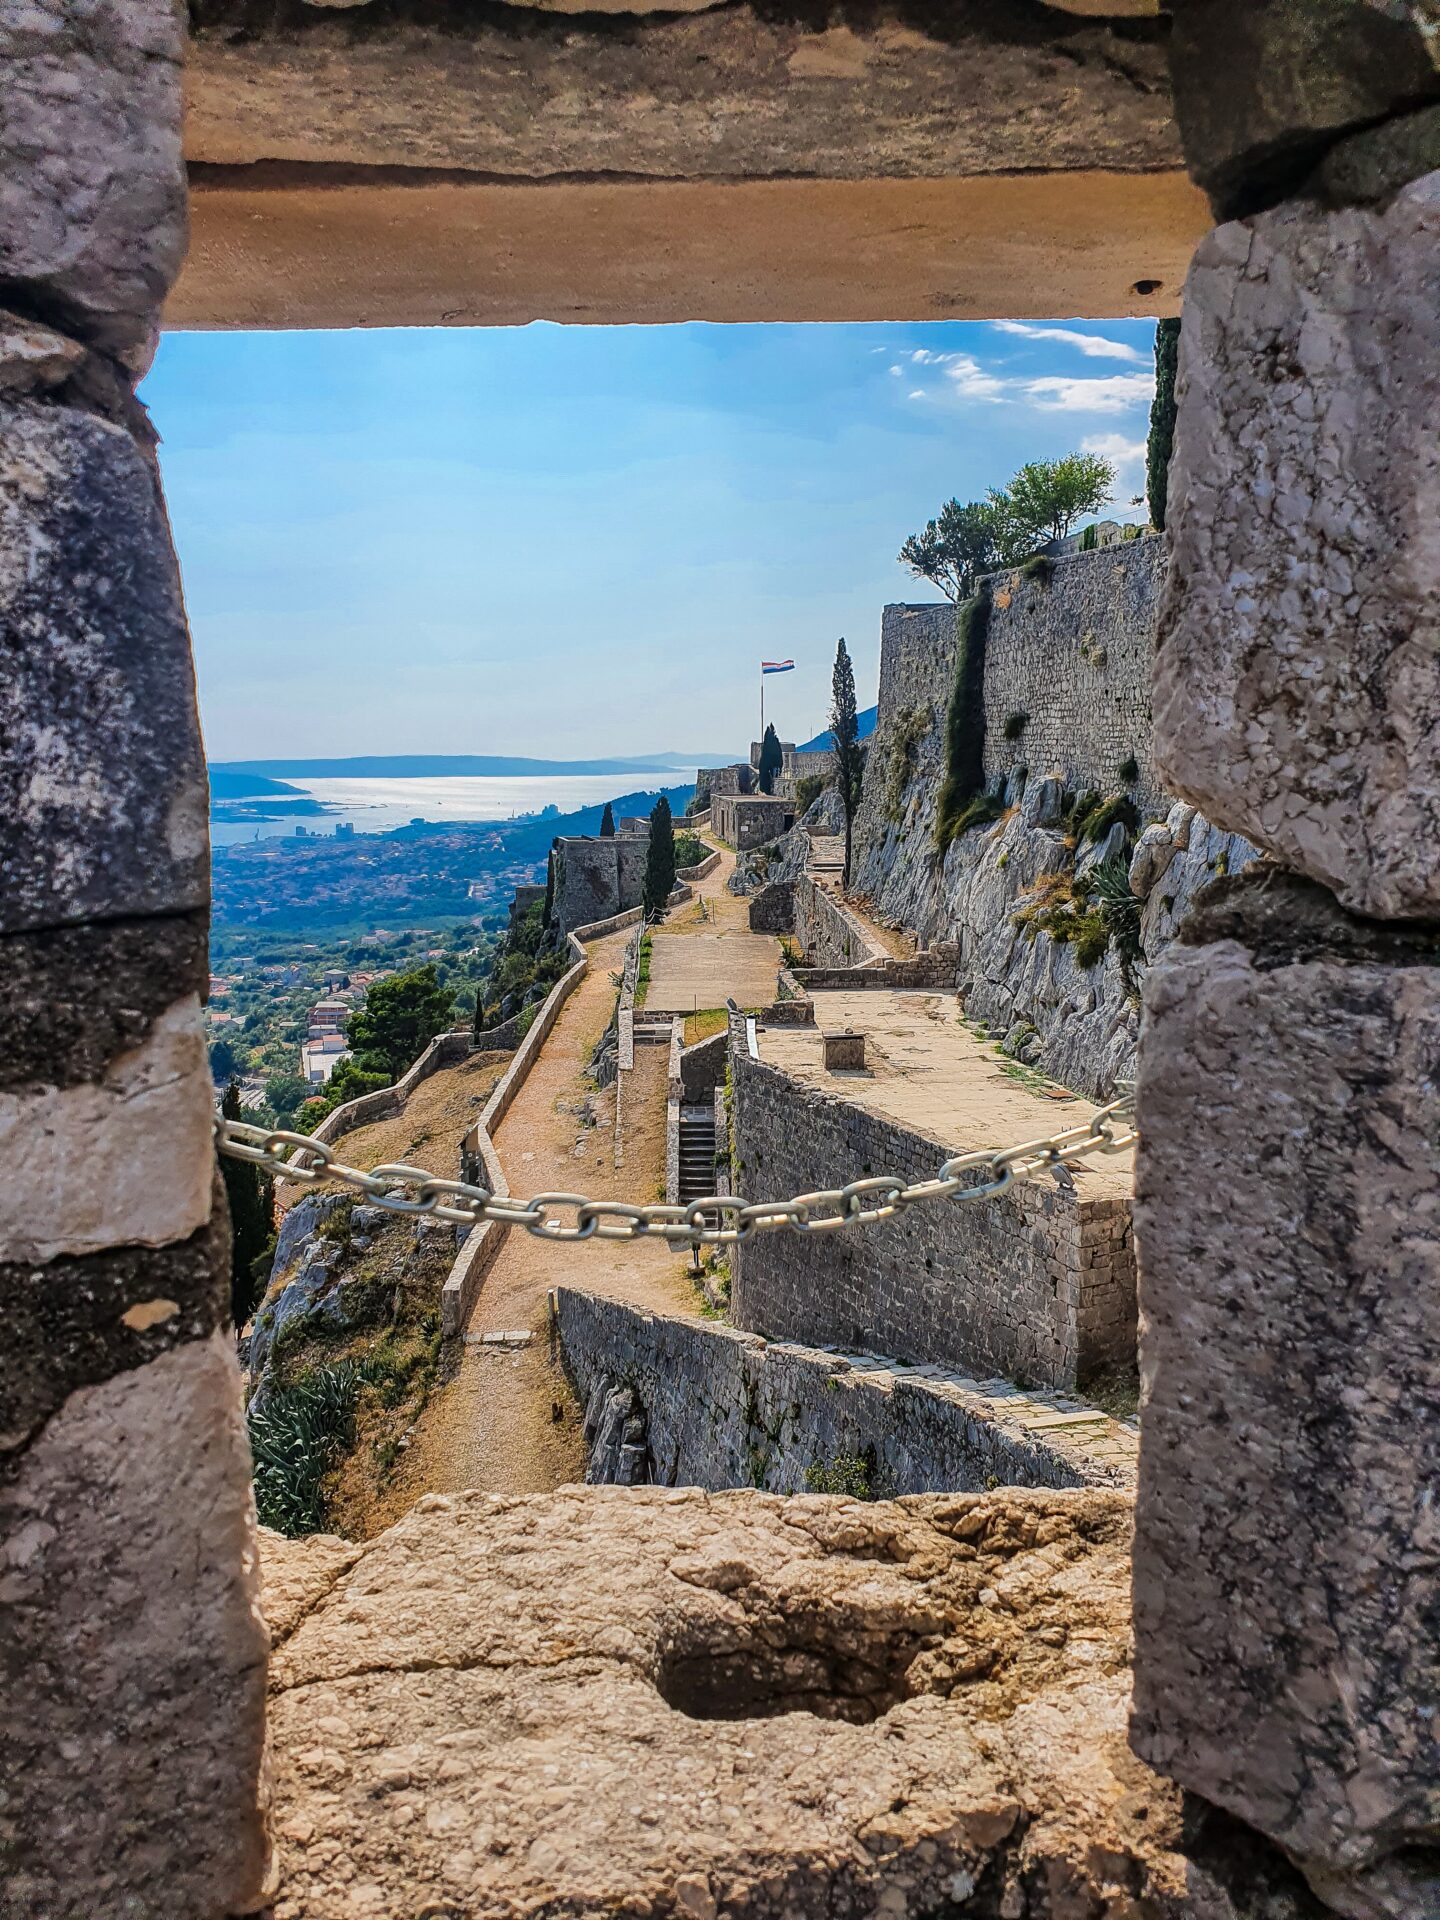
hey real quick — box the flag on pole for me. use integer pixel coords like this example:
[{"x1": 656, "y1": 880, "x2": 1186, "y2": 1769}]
[{"x1": 761, "y1": 659, "x2": 795, "y2": 675}]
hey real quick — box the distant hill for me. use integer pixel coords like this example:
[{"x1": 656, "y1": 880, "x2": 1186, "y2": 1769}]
[
  {"x1": 209, "y1": 769, "x2": 306, "y2": 799},
  {"x1": 798, "y1": 706, "x2": 878, "y2": 753},
  {"x1": 213, "y1": 752, "x2": 725, "y2": 781}
]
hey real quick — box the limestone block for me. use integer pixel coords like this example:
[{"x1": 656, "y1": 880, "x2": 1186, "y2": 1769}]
[
  {"x1": 0, "y1": 306, "x2": 84, "y2": 394},
  {"x1": 1132, "y1": 869, "x2": 1440, "y2": 1888},
  {"x1": 0, "y1": 398, "x2": 209, "y2": 932},
  {"x1": 0, "y1": 1332, "x2": 271, "y2": 1917},
  {"x1": 1167, "y1": 0, "x2": 1440, "y2": 217},
  {"x1": 1154, "y1": 177, "x2": 1440, "y2": 919},
  {"x1": 257, "y1": 1486, "x2": 1319, "y2": 1918},
  {"x1": 0, "y1": 0, "x2": 186, "y2": 370},
  {"x1": 0, "y1": 996, "x2": 215, "y2": 1264}
]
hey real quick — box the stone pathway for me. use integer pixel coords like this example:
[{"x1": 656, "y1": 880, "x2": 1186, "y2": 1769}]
[
  {"x1": 387, "y1": 926, "x2": 694, "y2": 1506},
  {"x1": 643, "y1": 844, "x2": 784, "y2": 1013}
]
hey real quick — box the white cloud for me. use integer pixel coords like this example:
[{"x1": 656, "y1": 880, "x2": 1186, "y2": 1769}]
[
  {"x1": 889, "y1": 364, "x2": 903, "y2": 376},
  {"x1": 945, "y1": 356, "x2": 1008, "y2": 403},
  {"x1": 908, "y1": 389, "x2": 927, "y2": 401},
  {"x1": 1023, "y1": 372, "x2": 1155, "y2": 414},
  {"x1": 1082, "y1": 431, "x2": 1149, "y2": 499},
  {"x1": 993, "y1": 320, "x2": 1146, "y2": 363}
]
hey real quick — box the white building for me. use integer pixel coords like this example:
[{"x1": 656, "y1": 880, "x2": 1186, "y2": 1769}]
[{"x1": 300, "y1": 1032, "x2": 350, "y2": 1085}]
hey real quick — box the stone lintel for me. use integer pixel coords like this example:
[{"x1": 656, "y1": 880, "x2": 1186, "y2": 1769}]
[{"x1": 171, "y1": 168, "x2": 1202, "y2": 333}]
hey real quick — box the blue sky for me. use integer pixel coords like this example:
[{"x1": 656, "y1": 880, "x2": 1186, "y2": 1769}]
[{"x1": 143, "y1": 318, "x2": 1159, "y2": 763}]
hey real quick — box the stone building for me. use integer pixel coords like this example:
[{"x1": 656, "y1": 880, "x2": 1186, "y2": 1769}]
[
  {"x1": 712, "y1": 791, "x2": 793, "y2": 851},
  {"x1": 693, "y1": 761, "x2": 753, "y2": 807},
  {"x1": 551, "y1": 832, "x2": 649, "y2": 932}
]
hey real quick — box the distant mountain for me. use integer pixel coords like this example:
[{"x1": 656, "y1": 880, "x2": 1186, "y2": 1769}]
[
  {"x1": 209, "y1": 769, "x2": 306, "y2": 799},
  {"x1": 798, "y1": 706, "x2": 878, "y2": 753},
  {"x1": 212, "y1": 753, "x2": 726, "y2": 781}
]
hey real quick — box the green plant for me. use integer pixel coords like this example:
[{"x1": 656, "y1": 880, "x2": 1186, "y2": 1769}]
[
  {"x1": 935, "y1": 588, "x2": 992, "y2": 852},
  {"x1": 643, "y1": 795, "x2": 676, "y2": 918},
  {"x1": 635, "y1": 932, "x2": 653, "y2": 1007},
  {"x1": 1117, "y1": 754, "x2": 1140, "y2": 785},
  {"x1": 248, "y1": 1361, "x2": 360, "y2": 1537},
  {"x1": 793, "y1": 773, "x2": 825, "y2": 817},
  {"x1": 1066, "y1": 790, "x2": 1140, "y2": 848},
  {"x1": 779, "y1": 935, "x2": 803, "y2": 970},
  {"x1": 757, "y1": 723, "x2": 783, "y2": 795},
  {"x1": 897, "y1": 496, "x2": 1004, "y2": 603},
  {"x1": 346, "y1": 965, "x2": 455, "y2": 1080},
  {"x1": 672, "y1": 830, "x2": 708, "y2": 870},
  {"x1": 1003, "y1": 710, "x2": 1028, "y2": 742},
  {"x1": 804, "y1": 1449, "x2": 884, "y2": 1500},
  {"x1": 884, "y1": 705, "x2": 931, "y2": 822},
  {"x1": 599, "y1": 801, "x2": 615, "y2": 837},
  {"x1": 1078, "y1": 522, "x2": 1098, "y2": 552},
  {"x1": 830, "y1": 638, "x2": 866, "y2": 888},
  {"x1": 1019, "y1": 554, "x2": 1054, "y2": 586},
  {"x1": 999, "y1": 454, "x2": 1115, "y2": 549}
]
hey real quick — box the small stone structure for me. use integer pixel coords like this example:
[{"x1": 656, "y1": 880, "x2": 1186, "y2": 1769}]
[
  {"x1": 821, "y1": 1028, "x2": 865, "y2": 1071},
  {"x1": 551, "y1": 831, "x2": 649, "y2": 932},
  {"x1": 712, "y1": 791, "x2": 793, "y2": 850},
  {"x1": 730, "y1": 1046, "x2": 1136, "y2": 1394},
  {"x1": 557, "y1": 1289, "x2": 1137, "y2": 1495},
  {"x1": 694, "y1": 761, "x2": 753, "y2": 807},
  {"x1": 507, "y1": 882, "x2": 546, "y2": 925}
]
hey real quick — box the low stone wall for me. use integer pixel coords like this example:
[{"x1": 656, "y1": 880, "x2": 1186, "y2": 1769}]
[
  {"x1": 795, "y1": 945, "x2": 960, "y2": 993},
  {"x1": 309, "y1": 1027, "x2": 477, "y2": 1150},
  {"x1": 679, "y1": 1030, "x2": 727, "y2": 1100},
  {"x1": 676, "y1": 848, "x2": 721, "y2": 883},
  {"x1": 746, "y1": 873, "x2": 885, "y2": 969},
  {"x1": 729, "y1": 1048, "x2": 1135, "y2": 1392},
  {"x1": 554, "y1": 1289, "x2": 1136, "y2": 1494}
]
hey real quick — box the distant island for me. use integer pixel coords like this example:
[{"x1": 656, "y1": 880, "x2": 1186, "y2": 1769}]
[{"x1": 211, "y1": 752, "x2": 724, "y2": 781}]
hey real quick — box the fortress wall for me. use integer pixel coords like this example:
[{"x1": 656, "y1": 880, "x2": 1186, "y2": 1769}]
[
  {"x1": 555, "y1": 1289, "x2": 1135, "y2": 1495},
  {"x1": 729, "y1": 1049, "x2": 1135, "y2": 1394}
]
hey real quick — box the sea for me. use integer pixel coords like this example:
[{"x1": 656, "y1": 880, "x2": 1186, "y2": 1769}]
[{"x1": 210, "y1": 774, "x2": 664, "y2": 847}]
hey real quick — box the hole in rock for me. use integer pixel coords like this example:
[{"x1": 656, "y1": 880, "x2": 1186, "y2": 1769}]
[{"x1": 653, "y1": 1620, "x2": 937, "y2": 1724}]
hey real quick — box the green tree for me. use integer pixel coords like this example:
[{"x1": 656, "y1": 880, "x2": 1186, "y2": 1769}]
[
  {"x1": 830, "y1": 637, "x2": 865, "y2": 891},
  {"x1": 265, "y1": 1072, "x2": 311, "y2": 1123},
  {"x1": 345, "y1": 965, "x2": 455, "y2": 1079},
  {"x1": 220, "y1": 1080, "x2": 274, "y2": 1329},
  {"x1": 757, "y1": 724, "x2": 783, "y2": 795},
  {"x1": 542, "y1": 843, "x2": 556, "y2": 930},
  {"x1": 995, "y1": 454, "x2": 1115, "y2": 550},
  {"x1": 643, "y1": 795, "x2": 676, "y2": 919},
  {"x1": 209, "y1": 1037, "x2": 239, "y2": 1083},
  {"x1": 304, "y1": 1055, "x2": 392, "y2": 1125},
  {"x1": 599, "y1": 801, "x2": 616, "y2": 837},
  {"x1": 898, "y1": 497, "x2": 1002, "y2": 603},
  {"x1": 1147, "y1": 317, "x2": 1181, "y2": 531}
]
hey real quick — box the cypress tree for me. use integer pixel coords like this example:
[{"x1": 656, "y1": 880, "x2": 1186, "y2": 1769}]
[
  {"x1": 1147, "y1": 317, "x2": 1181, "y2": 531},
  {"x1": 757, "y1": 724, "x2": 783, "y2": 795},
  {"x1": 830, "y1": 638, "x2": 865, "y2": 890},
  {"x1": 542, "y1": 842, "x2": 556, "y2": 928},
  {"x1": 220, "y1": 1080, "x2": 274, "y2": 1329},
  {"x1": 643, "y1": 795, "x2": 676, "y2": 919},
  {"x1": 599, "y1": 801, "x2": 615, "y2": 837}
]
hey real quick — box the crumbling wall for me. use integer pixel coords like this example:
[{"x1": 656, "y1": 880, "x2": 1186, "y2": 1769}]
[{"x1": 729, "y1": 1050, "x2": 1135, "y2": 1393}]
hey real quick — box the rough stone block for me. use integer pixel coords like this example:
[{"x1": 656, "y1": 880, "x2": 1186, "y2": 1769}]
[
  {"x1": 821, "y1": 1028, "x2": 866, "y2": 1071},
  {"x1": 0, "y1": 1332, "x2": 271, "y2": 1917},
  {"x1": 1167, "y1": 0, "x2": 1440, "y2": 218},
  {"x1": 0, "y1": 398, "x2": 209, "y2": 932},
  {"x1": 1154, "y1": 176, "x2": 1440, "y2": 920},
  {"x1": 0, "y1": 0, "x2": 186, "y2": 370},
  {"x1": 1132, "y1": 869, "x2": 1440, "y2": 1891}
]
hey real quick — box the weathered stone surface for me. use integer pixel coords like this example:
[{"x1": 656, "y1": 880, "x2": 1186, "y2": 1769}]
[
  {"x1": 0, "y1": 0, "x2": 187, "y2": 370},
  {"x1": 0, "y1": 1181, "x2": 232, "y2": 1459},
  {"x1": 0, "y1": 912, "x2": 208, "y2": 1091},
  {"x1": 0, "y1": 995, "x2": 215, "y2": 1264},
  {"x1": 0, "y1": 1334, "x2": 270, "y2": 1918},
  {"x1": 1133, "y1": 869, "x2": 1440, "y2": 1889},
  {"x1": 1167, "y1": 0, "x2": 1440, "y2": 217},
  {"x1": 557, "y1": 1288, "x2": 1138, "y2": 1496},
  {"x1": 185, "y1": 2, "x2": 1178, "y2": 181},
  {"x1": 0, "y1": 306, "x2": 84, "y2": 394},
  {"x1": 1311, "y1": 102, "x2": 1440, "y2": 208},
  {"x1": 260, "y1": 1486, "x2": 1321, "y2": 1918},
  {"x1": 1154, "y1": 178, "x2": 1440, "y2": 920},
  {"x1": 0, "y1": 398, "x2": 209, "y2": 932}
]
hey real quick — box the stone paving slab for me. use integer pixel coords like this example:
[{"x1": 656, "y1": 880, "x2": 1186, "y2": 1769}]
[{"x1": 760, "y1": 989, "x2": 1133, "y2": 1198}]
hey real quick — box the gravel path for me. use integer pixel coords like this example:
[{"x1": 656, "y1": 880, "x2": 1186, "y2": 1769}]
[{"x1": 388, "y1": 925, "x2": 697, "y2": 1503}]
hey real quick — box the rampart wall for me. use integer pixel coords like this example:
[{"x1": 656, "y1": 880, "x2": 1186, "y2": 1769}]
[
  {"x1": 553, "y1": 834, "x2": 649, "y2": 933},
  {"x1": 555, "y1": 1289, "x2": 1136, "y2": 1494},
  {"x1": 729, "y1": 1048, "x2": 1135, "y2": 1392}
]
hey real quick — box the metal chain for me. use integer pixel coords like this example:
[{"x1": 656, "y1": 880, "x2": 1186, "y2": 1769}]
[{"x1": 214, "y1": 1091, "x2": 1136, "y2": 1250}]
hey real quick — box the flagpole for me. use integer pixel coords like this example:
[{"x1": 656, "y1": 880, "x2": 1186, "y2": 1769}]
[{"x1": 759, "y1": 665, "x2": 764, "y2": 759}]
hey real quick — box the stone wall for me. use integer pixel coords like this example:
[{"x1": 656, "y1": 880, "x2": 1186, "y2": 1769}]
[
  {"x1": 555, "y1": 1289, "x2": 1137, "y2": 1496},
  {"x1": 713, "y1": 792, "x2": 792, "y2": 850},
  {"x1": 552, "y1": 834, "x2": 648, "y2": 933},
  {"x1": 729, "y1": 1049, "x2": 1135, "y2": 1393}
]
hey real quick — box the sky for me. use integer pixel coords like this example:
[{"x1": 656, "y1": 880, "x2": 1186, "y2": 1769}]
[{"x1": 142, "y1": 318, "x2": 1159, "y2": 765}]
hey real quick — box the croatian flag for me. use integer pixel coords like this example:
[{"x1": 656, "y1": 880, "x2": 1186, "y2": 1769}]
[{"x1": 761, "y1": 659, "x2": 795, "y2": 675}]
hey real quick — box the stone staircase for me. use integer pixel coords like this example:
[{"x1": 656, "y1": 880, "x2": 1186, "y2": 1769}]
[{"x1": 677, "y1": 1102, "x2": 718, "y2": 1206}]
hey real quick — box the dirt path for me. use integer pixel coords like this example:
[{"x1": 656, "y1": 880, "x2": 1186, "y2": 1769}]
[
  {"x1": 644, "y1": 843, "x2": 784, "y2": 1013},
  {"x1": 381, "y1": 926, "x2": 697, "y2": 1509}
]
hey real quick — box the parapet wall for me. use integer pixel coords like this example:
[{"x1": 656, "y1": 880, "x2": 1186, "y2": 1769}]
[
  {"x1": 730, "y1": 1047, "x2": 1135, "y2": 1392},
  {"x1": 555, "y1": 1289, "x2": 1136, "y2": 1495}
]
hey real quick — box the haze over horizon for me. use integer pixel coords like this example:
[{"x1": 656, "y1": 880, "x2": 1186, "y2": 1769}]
[{"x1": 145, "y1": 318, "x2": 1158, "y2": 764}]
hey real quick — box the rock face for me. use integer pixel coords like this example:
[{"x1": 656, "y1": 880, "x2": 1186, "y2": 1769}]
[
  {"x1": 0, "y1": 1335, "x2": 271, "y2": 1918},
  {"x1": 0, "y1": 398, "x2": 210, "y2": 934},
  {"x1": 1154, "y1": 178, "x2": 1440, "y2": 920},
  {"x1": 0, "y1": 0, "x2": 187, "y2": 370},
  {"x1": 259, "y1": 1486, "x2": 1321, "y2": 1919},
  {"x1": 1133, "y1": 869, "x2": 1440, "y2": 1907}
]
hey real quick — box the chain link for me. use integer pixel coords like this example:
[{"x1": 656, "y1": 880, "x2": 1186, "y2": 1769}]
[{"x1": 214, "y1": 1090, "x2": 1137, "y2": 1250}]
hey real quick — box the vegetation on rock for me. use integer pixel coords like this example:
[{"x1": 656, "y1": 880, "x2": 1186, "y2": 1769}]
[
  {"x1": 1147, "y1": 317, "x2": 1181, "y2": 532},
  {"x1": 935, "y1": 589, "x2": 993, "y2": 852}
]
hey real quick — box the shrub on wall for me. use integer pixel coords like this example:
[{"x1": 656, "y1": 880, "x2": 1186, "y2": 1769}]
[
  {"x1": 883, "y1": 705, "x2": 932, "y2": 823},
  {"x1": 934, "y1": 587, "x2": 993, "y2": 853}
]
